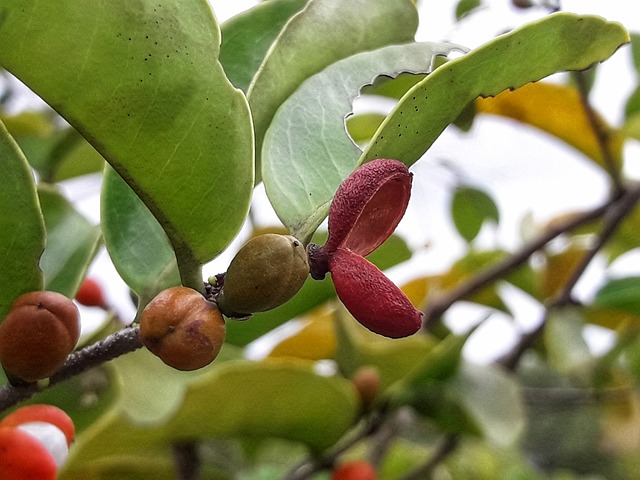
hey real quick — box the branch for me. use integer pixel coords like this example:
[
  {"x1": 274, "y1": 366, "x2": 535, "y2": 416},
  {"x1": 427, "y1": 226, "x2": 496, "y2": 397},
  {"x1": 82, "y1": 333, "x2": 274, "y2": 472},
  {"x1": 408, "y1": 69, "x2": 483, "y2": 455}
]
[
  {"x1": 0, "y1": 326, "x2": 143, "y2": 412},
  {"x1": 423, "y1": 184, "x2": 640, "y2": 330},
  {"x1": 397, "y1": 434, "x2": 459, "y2": 480}
]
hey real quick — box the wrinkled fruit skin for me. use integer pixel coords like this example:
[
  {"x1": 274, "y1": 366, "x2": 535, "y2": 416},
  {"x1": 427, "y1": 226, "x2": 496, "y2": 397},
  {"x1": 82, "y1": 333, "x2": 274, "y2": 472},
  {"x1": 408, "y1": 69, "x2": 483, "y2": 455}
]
[
  {"x1": 139, "y1": 286, "x2": 226, "y2": 371},
  {"x1": 0, "y1": 291, "x2": 80, "y2": 384},
  {"x1": 332, "y1": 460, "x2": 378, "y2": 480},
  {"x1": 217, "y1": 234, "x2": 309, "y2": 317},
  {"x1": 330, "y1": 249, "x2": 422, "y2": 338},
  {"x1": 75, "y1": 278, "x2": 107, "y2": 308}
]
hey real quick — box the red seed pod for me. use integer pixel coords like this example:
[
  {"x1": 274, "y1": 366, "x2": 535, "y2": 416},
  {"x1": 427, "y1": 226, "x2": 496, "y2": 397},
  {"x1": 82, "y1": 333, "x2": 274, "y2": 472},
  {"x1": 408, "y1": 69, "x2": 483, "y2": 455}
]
[
  {"x1": 0, "y1": 291, "x2": 80, "y2": 384},
  {"x1": 75, "y1": 278, "x2": 107, "y2": 308},
  {"x1": 332, "y1": 460, "x2": 378, "y2": 480},
  {"x1": 0, "y1": 405, "x2": 75, "y2": 446},
  {"x1": 326, "y1": 159, "x2": 412, "y2": 256},
  {"x1": 329, "y1": 249, "x2": 422, "y2": 338},
  {"x1": 0, "y1": 427, "x2": 58, "y2": 480}
]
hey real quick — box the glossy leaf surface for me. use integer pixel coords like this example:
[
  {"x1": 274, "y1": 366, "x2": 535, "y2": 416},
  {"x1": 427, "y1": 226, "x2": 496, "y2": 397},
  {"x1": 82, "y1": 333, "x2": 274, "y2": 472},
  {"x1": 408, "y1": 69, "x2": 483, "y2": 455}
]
[
  {"x1": 101, "y1": 167, "x2": 180, "y2": 308},
  {"x1": 362, "y1": 13, "x2": 629, "y2": 165},
  {"x1": 0, "y1": 1, "x2": 254, "y2": 279},
  {"x1": 0, "y1": 120, "x2": 44, "y2": 318},
  {"x1": 249, "y1": 0, "x2": 420, "y2": 180},
  {"x1": 263, "y1": 42, "x2": 457, "y2": 241}
]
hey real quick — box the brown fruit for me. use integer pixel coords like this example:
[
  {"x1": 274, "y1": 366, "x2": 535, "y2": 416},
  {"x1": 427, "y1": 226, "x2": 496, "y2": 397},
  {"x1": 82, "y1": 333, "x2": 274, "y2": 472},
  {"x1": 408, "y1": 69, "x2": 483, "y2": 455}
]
[
  {"x1": 352, "y1": 366, "x2": 381, "y2": 410},
  {"x1": 0, "y1": 291, "x2": 80, "y2": 384},
  {"x1": 217, "y1": 234, "x2": 309, "y2": 317},
  {"x1": 139, "y1": 286, "x2": 226, "y2": 371}
]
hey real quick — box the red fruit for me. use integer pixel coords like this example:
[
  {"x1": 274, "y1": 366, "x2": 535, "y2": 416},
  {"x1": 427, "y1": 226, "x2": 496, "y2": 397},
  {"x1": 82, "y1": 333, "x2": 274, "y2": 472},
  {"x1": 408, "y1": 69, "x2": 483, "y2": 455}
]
[
  {"x1": 330, "y1": 249, "x2": 422, "y2": 338},
  {"x1": 0, "y1": 405, "x2": 75, "y2": 446},
  {"x1": 326, "y1": 159, "x2": 412, "y2": 257},
  {"x1": 75, "y1": 278, "x2": 107, "y2": 308},
  {"x1": 0, "y1": 427, "x2": 58, "y2": 480},
  {"x1": 332, "y1": 460, "x2": 378, "y2": 480},
  {"x1": 0, "y1": 291, "x2": 81, "y2": 384}
]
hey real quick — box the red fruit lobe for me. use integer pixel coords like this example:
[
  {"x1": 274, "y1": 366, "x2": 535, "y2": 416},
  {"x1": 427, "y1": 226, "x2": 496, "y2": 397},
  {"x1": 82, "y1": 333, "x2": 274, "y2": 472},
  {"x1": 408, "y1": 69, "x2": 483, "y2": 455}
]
[
  {"x1": 0, "y1": 405, "x2": 75, "y2": 446},
  {"x1": 0, "y1": 427, "x2": 58, "y2": 480},
  {"x1": 329, "y1": 249, "x2": 422, "y2": 338},
  {"x1": 327, "y1": 159, "x2": 412, "y2": 256},
  {"x1": 332, "y1": 460, "x2": 378, "y2": 480}
]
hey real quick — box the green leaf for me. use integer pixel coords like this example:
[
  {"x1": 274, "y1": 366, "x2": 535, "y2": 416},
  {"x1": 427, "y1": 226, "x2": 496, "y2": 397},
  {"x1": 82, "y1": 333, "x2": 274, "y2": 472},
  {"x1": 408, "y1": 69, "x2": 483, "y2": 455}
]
[
  {"x1": 64, "y1": 357, "x2": 359, "y2": 468},
  {"x1": 544, "y1": 308, "x2": 593, "y2": 377},
  {"x1": 451, "y1": 186, "x2": 499, "y2": 242},
  {"x1": 455, "y1": 0, "x2": 482, "y2": 20},
  {"x1": 593, "y1": 277, "x2": 640, "y2": 316},
  {"x1": 0, "y1": 120, "x2": 44, "y2": 318},
  {"x1": 101, "y1": 167, "x2": 180, "y2": 308},
  {"x1": 0, "y1": 1, "x2": 254, "y2": 286},
  {"x1": 449, "y1": 362, "x2": 525, "y2": 447},
  {"x1": 248, "y1": 0, "x2": 420, "y2": 182},
  {"x1": 220, "y1": 0, "x2": 308, "y2": 92},
  {"x1": 263, "y1": 42, "x2": 458, "y2": 242},
  {"x1": 225, "y1": 233, "x2": 412, "y2": 345},
  {"x1": 346, "y1": 113, "x2": 387, "y2": 146},
  {"x1": 362, "y1": 13, "x2": 630, "y2": 165},
  {"x1": 38, "y1": 185, "x2": 102, "y2": 297}
]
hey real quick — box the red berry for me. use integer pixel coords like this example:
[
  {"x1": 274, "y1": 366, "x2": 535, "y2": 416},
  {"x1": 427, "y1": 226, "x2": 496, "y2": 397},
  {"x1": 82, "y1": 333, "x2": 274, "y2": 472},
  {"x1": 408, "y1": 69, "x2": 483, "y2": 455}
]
[
  {"x1": 332, "y1": 460, "x2": 378, "y2": 480},
  {"x1": 0, "y1": 291, "x2": 81, "y2": 383},
  {"x1": 75, "y1": 278, "x2": 107, "y2": 308},
  {"x1": 0, "y1": 405, "x2": 75, "y2": 446},
  {"x1": 0, "y1": 427, "x2": 58, "y2": 480}
]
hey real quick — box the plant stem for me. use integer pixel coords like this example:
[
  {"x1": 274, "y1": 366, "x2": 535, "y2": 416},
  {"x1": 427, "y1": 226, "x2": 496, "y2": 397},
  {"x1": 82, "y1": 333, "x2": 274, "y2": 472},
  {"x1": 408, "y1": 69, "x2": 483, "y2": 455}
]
[
  {"x1": 172, "y1": 441, "x2": 202, "y2": 480},
  {"x1": 0, "y1": 326, "x2": 143, "y2": 412}
]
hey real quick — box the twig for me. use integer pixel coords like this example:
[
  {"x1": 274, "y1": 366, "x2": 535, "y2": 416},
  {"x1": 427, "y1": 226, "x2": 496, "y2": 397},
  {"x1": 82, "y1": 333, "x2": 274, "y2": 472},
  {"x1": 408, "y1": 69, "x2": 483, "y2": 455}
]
[
  {"x1": 397, "y1": 434, "x2": 459, "y2": 480},
  {"x1": 0, "y1": 326, "x2": 143, "y2": 412},
  {"x1": 172, "y1": 441, "x2": 202, "y2": 480},
  {"x1": 283, "y1": 412, "x2": 385, "y2": 480}
]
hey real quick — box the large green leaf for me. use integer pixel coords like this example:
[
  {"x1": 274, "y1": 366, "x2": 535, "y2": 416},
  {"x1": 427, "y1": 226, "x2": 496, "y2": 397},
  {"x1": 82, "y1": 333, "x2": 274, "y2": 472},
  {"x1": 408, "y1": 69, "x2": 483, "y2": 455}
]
[
  {"x1": 0, "y1": 120, "x2": 44, "y2": 318},
  {"x1": 362, "y1": 13, "x2": 629, "y2": 165},
  {"x1": 0, "y1": 1, "x2": 254, "y2": 286},
  {"x1": 38, "y1": 185, "x2": 102, "y2": 297},
  {"x1": 220, "y1": 0, "x2": 308, "y2": 92},
  {"x1": 63, "y1": 356, "x2": 359, "y2": 469},
  {"x1": 101, "y1": 167, "x2": 180, "y2": 309},
  {"x1": 263, "y1": 42, "x2": 458, "y2": 242},
  {"x1": 593, "y1": 276, "x2": 640, "y2": 316},
  {"x1": 248, "y1": 0, "x2": 420, "y2": 182}
]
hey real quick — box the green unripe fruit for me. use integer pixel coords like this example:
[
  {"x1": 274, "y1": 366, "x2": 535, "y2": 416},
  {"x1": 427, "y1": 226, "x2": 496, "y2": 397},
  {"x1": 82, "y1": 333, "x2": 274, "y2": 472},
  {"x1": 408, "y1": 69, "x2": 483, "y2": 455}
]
[
  {"x1": 217, "y1": 234, "x2": 309, "y2": 317},
  {"x1": 139, "y1": 286, "x2": 226, "y2": 371}
]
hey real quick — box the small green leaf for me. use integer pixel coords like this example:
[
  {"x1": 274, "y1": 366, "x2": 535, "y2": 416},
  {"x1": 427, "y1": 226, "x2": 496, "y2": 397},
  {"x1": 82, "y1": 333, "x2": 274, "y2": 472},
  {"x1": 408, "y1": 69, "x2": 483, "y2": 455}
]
[
  {"x1": 451, "y1": 186, "x2": 499, "y2": 242},
  {"x1": 594, "y1": 277, "x2": 640, "y2": 316},
  {"x1": 0, "y1": 120, "x2": 44, "y2": 318},
  {"x1": 38, "y1": 185, "x2": 102, "y2": 297},
  {"x1": 449, "y1": 362, "x2": 525, "y2": 446},
  {"x1": 249, "y1": 0, "x2": 420, "y2": 182},
  {"x1": 101, "y1": 167, "x2": 180, "y2": 308},
  {"x1": 263, "y1": 42, "x2": 458, "y2": 242},
  {"x1": 220, "y1": 0, "x2": 308, "y2": 91},
  {"x1": 64, "y1": 358, "x2": 359, "y2": 467},
  {"x1": 455, "y1": 0, "x2": 482, "y2": 20},
  {"x1": 346, "y1": 113, "x2": 388, "y2": 146},
  {"x1": 363, "y1": 13, "x2": 630, "y2": 166},
  {"x1": 0, "y1": 1, "x2": 254, "y2": 285},
  {"x1": 544, "y1": 308, "x2": 593, "y2": 376}
]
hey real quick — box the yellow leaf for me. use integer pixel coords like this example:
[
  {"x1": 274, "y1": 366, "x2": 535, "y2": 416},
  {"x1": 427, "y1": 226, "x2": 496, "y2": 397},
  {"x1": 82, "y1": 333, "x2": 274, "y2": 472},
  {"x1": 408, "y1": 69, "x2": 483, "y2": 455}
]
[
  {"x1": 267, "y1": 305, "x2": 337, "y2": 360},
  {"x1": 476, "y1": 82, "x2": 624, "y2": 171},
  {"x1": 542, "y1": 245, "x2": 587, "y2": 300}
]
